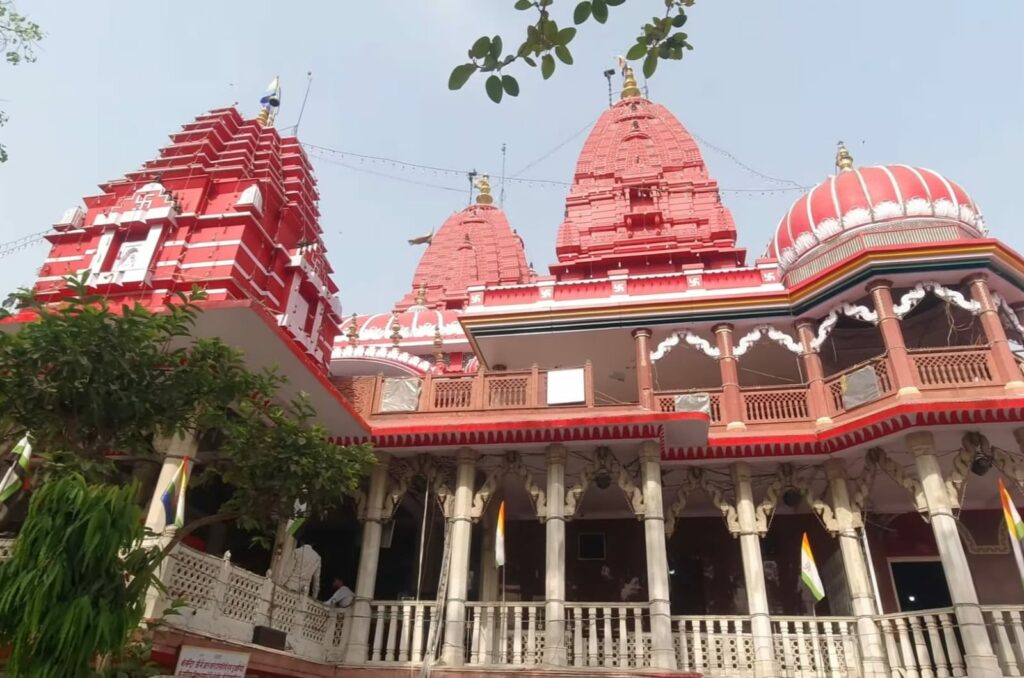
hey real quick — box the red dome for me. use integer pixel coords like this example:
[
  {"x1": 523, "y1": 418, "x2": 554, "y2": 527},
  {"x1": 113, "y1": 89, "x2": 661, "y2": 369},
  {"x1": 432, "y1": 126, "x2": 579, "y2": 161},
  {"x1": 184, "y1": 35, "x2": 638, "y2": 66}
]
[{"x1": 768, "y1": 164, "x2": 985, "y2": 270}]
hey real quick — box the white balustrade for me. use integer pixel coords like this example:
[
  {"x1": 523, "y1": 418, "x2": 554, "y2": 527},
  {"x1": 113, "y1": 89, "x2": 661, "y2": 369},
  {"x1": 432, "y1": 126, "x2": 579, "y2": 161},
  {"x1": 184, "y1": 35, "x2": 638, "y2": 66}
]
[
  {"x1": 983, "y1": 606, "x2": 1024, "y2": 678},
  {"x1": 563, "y1": 603, "x2": 649, "y2": 669},
  {"x1": 879, "y1": 609, "x2": 963, "y2": 678},
  {"x1": 365, "y1": 600, "x2": 435, "y2": 664},
  {"x1": 465, "y1": 602, "x2": 545, "y2": 666}
]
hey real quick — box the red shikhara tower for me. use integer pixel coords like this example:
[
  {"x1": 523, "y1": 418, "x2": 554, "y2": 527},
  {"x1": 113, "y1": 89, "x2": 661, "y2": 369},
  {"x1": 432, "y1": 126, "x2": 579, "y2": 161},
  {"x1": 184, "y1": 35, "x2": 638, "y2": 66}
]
[
  {"x1": 553, "y1": 66, "x2": 744, "y2": 279},
  {"x1": 35, "y1": 107, "x2": 340, "y2": 367}
]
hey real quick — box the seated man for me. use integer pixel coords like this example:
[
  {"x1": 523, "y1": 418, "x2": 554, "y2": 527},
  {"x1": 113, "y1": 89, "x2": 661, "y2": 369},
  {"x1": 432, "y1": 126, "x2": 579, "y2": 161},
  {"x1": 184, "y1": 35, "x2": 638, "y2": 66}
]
[{"x1": 325, "y1": 576, "x2": 355, "y2": 608}]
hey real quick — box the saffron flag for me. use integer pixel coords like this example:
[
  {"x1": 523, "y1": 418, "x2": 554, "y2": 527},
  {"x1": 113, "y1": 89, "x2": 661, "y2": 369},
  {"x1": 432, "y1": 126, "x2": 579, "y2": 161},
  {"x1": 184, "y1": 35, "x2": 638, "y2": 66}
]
[
  {"x1": 495, "y1": 500, "x2": 506, "y2": 568},
  {"x1": 0, "y1": 435, "x2": 32, "y2": 505},
  {"x1": 999, "y1": 478, "x2": 1024, "y2": 592},
  {"x1": 800, "y1": 532, "x2": 825, "y2": 602},
  {"x1": 160, "y1": 457, "x2": 190, "y2": 529}
]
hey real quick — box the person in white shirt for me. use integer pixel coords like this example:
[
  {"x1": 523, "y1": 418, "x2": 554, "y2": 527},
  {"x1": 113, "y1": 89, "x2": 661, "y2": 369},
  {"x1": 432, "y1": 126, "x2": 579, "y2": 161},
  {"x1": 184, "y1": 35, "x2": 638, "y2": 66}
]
[{"x1": 326, "y1": 576, "x2": 354, "y2": 608}]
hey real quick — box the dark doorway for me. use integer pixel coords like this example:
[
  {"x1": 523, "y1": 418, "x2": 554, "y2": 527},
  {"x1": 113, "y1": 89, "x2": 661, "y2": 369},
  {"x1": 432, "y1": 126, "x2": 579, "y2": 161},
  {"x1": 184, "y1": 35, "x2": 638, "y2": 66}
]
[{"x1": 890, "y1": 559, "x2": 952, "y2": 611}]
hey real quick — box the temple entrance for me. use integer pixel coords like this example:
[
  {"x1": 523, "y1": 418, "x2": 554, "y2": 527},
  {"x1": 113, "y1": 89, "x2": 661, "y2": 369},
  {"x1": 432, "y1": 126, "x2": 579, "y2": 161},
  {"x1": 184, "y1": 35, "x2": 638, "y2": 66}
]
[{"x1": 890, "y1": 558, "x2": 952, "y2": 612}]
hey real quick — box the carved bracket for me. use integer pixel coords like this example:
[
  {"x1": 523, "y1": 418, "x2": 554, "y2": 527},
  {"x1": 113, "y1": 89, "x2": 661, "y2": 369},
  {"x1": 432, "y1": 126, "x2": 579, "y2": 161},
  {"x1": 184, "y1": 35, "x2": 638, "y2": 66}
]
[
  {"x1": 733, "y1": 325, "x2": 803, "y2": 357},
  {"x1": 693, "y1": 468, "x2": 740, "y2": 535},
  {"x1": 565, "y1": 447, "x2": 643, "y2": 519},
  {"x1": 811, "y1": 302, "x2": 880, "y2": 351},
  {"x1": 468, "y1": 452, "x2": 548, "y2": 522},
  {"x1": 650, "y1": 329, "x2": 721, "y2": 362},
  {"x1": 755, "y1": 464, "x2": 841, "y2": 535},
  {"x1": 664, "y1": 469, "x2": 701, "y2": 537},
  {"x1": 893, "y1": 282, "x2": 980, "y2": 319},
  {"x1": 865, "y1": 447, "x2": 928, "y2": 515}
]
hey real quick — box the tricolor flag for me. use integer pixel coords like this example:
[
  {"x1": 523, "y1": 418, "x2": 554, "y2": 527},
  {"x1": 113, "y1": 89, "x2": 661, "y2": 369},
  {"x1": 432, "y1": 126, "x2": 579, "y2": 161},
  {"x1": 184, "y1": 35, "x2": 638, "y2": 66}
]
[
  {"x1": 495, "y1": 500, "x2": 506, "y2": 569},
  {"x1": 800, "y1": 532, "x2": 825, "y2": 602},
  {"x1": 160, "y1": 457, "x2": 190, "y2": 529},
  {"x1": 0, "y1": 435, "x2": 33, "y2": 506},
  {"x1": 999, "y1": 478, "x2": 1024, "y2": 592}
]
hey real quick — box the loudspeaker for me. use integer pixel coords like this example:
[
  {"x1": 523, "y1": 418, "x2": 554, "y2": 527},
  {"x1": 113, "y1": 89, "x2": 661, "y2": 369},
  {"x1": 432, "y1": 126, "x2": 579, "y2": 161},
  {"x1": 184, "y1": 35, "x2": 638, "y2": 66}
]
[{"x1": 252, "y1": 625, "x2": 287, "y2": 650}]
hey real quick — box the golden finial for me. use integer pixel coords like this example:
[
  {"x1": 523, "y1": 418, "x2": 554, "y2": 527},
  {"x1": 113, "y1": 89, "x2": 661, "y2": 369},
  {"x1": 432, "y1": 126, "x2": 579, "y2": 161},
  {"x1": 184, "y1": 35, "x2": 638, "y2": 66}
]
[
  {"x1": 474, "y1": 174, "x2": 493, "y2": 205},
  {"x1": 390, "y1": 315, "x2": 402, "y2": 346},
  {"x1": 345, "y1": 313, "x2": 359, "y2": 346},
  {"x1": 835, "y1": 141, "x2": 854, "y2": 172},
  {"x1": 415, "y1": 282, "x2": 428, "y2": 306},
  {"x1": 617, "y1": 56, "x2": 641, "y2": 99}
]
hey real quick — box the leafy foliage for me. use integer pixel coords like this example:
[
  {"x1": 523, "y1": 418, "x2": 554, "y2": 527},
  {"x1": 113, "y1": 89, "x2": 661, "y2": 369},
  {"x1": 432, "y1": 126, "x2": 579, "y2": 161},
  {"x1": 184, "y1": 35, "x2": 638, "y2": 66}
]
[
  {"x1": 0, "y1": 275, "x2": 376, "y2": 671},
  {"x1": 0, "y1": 475, "x2": 162, "y2": 677},
  {"x1": 448, "y1": 0, "x2": 695, "y2": 102},
  {"x1": 0, "y1": 1, "x2": 42, "y2": 162}
]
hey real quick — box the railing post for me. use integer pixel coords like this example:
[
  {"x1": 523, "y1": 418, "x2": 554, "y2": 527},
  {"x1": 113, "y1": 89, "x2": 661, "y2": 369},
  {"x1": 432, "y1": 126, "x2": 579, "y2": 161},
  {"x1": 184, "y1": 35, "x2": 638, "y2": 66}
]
[
  {"x1": 866, "y1": 279, "x2": 920, "y2": 398},
  {"x1": 796, "y1": 319, "x2": 834, "y2": 426},
  {"x1": 372, "y1": 373, "x2": 385, "y2": 413},
  {"x1": 632, "y1": 328, "x2": 655, "y2": 409},
  {"x1": 908, "y1": 431, "x2": 1001, "y2": 677},
  {"x1": 472, "y1": 368, "x2": 486, "y2": 410},
  {"x1": 964, "y1": 273, "x2": 1024, "y2": 392},
  {"x1": 714, "y1": 323, "x2": 746, "y2": 430},
  {"x1": 939, "y1": 612, "x2": 966, "y2": 677},
  {"x1": 584, "y1": 360, "x2": 595, "y2": 407},
  {"x1": 418, "y1": 372, "x2": 433, "y2": 411},
  {"x1": 528, "y1": 364, "x2": 539, "y2": 408}
]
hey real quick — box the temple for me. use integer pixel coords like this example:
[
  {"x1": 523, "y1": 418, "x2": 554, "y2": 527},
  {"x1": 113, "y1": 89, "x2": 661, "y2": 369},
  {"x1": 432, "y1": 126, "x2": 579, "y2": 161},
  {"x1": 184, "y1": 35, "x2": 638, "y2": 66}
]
[{"x1": 5, "y1": 65, "x2": 1024, "y2": 678}]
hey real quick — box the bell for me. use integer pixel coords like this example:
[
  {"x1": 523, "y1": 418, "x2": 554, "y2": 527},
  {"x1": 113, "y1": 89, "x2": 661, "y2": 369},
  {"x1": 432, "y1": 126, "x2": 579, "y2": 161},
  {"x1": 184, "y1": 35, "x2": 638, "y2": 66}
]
[
  {"x1": 268, "y1": 95, "x2": 281, "y2": 108},
  {"x1": 782, "y1": 487, "x2": 803, "y2": 508},
  {"x1": 595, "y1": 471, "x2": 612, "y2": 490},
  {"x1": 970, "y1": 453, "x2": 993, "y2": 476}
]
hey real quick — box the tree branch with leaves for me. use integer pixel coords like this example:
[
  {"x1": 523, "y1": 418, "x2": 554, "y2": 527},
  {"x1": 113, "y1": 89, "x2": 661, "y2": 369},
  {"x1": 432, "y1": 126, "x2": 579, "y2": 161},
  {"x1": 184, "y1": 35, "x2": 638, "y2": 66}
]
[
  {"x1": 0, "y1": 0, "x2": 42, "y2": 162},
  {"x1": 449, "y1": 0, "x2": 694, "y2": 102}
]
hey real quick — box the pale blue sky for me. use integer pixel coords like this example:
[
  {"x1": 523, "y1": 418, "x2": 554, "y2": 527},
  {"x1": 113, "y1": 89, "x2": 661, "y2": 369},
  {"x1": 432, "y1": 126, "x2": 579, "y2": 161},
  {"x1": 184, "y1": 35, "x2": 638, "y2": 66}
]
[{"x1": 1, "y1": 1, "x2": 1021, "y2": 313}]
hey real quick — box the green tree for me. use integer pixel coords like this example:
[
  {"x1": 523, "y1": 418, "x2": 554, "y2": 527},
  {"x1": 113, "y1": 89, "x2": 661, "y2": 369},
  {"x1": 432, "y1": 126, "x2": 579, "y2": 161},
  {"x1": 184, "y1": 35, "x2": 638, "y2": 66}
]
[
  {"x1": 0, "y1": 0, "x2": 43, "y2": 162},
  {"x1": 0, "y1": 277, "x2": 376, "y2": 675},
  {"x1": 449, "y1": 0, "x2": 695, "y2": 102}
]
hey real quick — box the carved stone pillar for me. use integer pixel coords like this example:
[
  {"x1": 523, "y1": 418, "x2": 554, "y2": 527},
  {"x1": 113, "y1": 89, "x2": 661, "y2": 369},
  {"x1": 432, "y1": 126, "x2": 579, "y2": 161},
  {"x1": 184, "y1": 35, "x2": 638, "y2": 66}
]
[
  {"x1": 907, "y1": 431, "x2": 1000, "y2": 677},
  {"x1": 544, "y1": 443, "x2": 568, "y2": 665},
  {"x1": 825, "y1": 460, "x2": 887, "y2": 678},
  {"x1": 144, "y1": 432, "x2": 198, "y2": 535},
  {"x1": 441, "y1": 448, "x2": 477, "y2": 666},
  {"x1": 638, "y1": 441, "x2": 677, "y2": 669},
  {"x1": 633, "y1": 328, "x2": 655, "y2": 409},
  {"x1": 795, "y1": 319, "x2": 834, "y2": 427},
  {"x1": 964, "y1": 273, "x2": 1024, "y2": 392},
  {"x1": 714, "y1": 323, "x2": 746, "y2": 430},
  {"x1": 866, "y1": 279, "x2": 920, "y2": 398},
  {"x1": 345, "y1": 452, "x2": 391, "y2": 664},
  {"x1": 479, "y1": 499, "x2": 499, "y2": 602},
  {"x1": 732, "y1": 462, "x2": 779, "y2": 678}
]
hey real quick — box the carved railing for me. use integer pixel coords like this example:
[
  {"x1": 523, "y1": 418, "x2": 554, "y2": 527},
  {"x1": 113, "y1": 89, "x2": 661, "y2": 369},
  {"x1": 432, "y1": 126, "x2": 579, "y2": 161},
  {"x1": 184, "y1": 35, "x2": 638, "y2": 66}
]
[
  {"x1": 372, "y1": 363, "x2": 594, "y2": 414},
  {"x1": 909, "y1": 345, "x2": 997, "y2": 388},
  {"x1": 877, "y1": 609, "x2": 964, "y2": 678},
  {"x1": 158, "y1": 544, "x2": 349, "y2": 662},
  {"x1": 566, "y1": 603, "x2": 651, "y2": 669},
  {"x1": 465, "y1": 602, "x2": 546, "y2": 666},
  {"x1": 655, "y1": 389, "x2": 723, "y2": 423},
  {"x1": 984, "y1": 605, "x2": 1024, "y2": 677},
  {"x1": 741, "y1": 386, "x2": 810, "y2": 423},
  {"x1": 365, "y1": 600, "x2": 436, "y2": 664},
  {"x1": 673, "y1": 615, "x2": 752, "y2": 676},
  {"x1": 772, "y1": 616, "x2": 859, "y2": 677}
]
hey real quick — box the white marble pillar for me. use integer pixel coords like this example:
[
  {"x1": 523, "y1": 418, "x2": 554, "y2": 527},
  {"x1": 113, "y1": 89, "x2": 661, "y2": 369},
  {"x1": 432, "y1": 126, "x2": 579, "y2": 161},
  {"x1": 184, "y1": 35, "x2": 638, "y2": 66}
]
[
  {"x1": 479, "y1": 498, "x2": 499, "y2": 602},
  {"x1": 825, "y1": 459, "x2": 887, "y2": 678},
  {"x1": 733, "y1": 462, "x2": 779, "y2": 678},
  {"x1": 344, "y1": 452, "x2": 391, "y2": 664},
  {"x1": 144, "y1": 432, "x2": 198, "y2": 535},
  {"x1": 441, "y1": 448, "x2": 477, "y2": 666},
  {"x1": 544, "y1": 444, "x2": 568, "y2": 665},
  {"x1": 907, "y1": 431, "x2": 1001, "y2": 677},
  {"x1": 639, "y1": 441, "x2": 677, "y2": 669}
]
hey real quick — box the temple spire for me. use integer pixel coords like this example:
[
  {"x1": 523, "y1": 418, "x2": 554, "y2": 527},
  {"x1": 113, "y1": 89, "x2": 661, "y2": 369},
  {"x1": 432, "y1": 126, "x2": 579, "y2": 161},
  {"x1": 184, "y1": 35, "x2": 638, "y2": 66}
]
[
  {"x1": 835, "y1": 141, "x2": 854, "y2": 172},
  {"x1": 474, "y1": 174, "x2": 494, "y2": 205}
]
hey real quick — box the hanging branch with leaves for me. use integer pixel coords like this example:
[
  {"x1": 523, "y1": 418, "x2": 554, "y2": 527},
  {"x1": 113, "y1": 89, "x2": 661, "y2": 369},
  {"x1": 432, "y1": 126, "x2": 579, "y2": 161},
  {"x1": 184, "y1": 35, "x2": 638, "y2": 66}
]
[{"x1": 449, "y1": 0, "x2": 695, "y2": 103}]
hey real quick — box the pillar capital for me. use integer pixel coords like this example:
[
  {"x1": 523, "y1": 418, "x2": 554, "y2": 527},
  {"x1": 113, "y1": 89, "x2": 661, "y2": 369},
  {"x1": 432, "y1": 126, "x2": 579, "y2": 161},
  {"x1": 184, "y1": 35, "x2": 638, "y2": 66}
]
[
  {"x1": 795, "y1": 317, "x2": 818, "y2": 332},
  {"x1": 638, "y1": 439, "x2": 661, "y2": 464},
  {"x1": 824, "y1": 457, "x2": 848, "y2": 482},
  {"x1": 455, "y1": 447, "x2": 478, "y2": 464},
  {"x1": 906, "y1": 430, "x2": 936, "y2": 457},
  {"x1": 961, "y1": 271, "x2": 989, "y2": 286},
  {"x1": 712, "y1": 322, "x2": 734, "y2": 335},
  {"x1": 631, "y1": 327, "x2": 653, "y2": 339},
  {"x1": 865, "y1": 278, "x2": 894, "y2": 293},
  {"x1": 545, "y1": 443, "x2": 568, "y2": 465}
]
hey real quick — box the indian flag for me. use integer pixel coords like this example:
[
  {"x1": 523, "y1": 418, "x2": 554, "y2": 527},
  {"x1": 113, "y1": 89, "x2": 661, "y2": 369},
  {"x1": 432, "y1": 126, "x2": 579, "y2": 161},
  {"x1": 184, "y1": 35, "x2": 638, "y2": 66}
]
[
  {"x1": 495, "y1": 500, "x2": 506, "y2": 568},
  {"x1": 800, "y1": 532, "x2": 825, "y2": 602},
  {"x1": 999, "y1": 478, "x2": 1024, "y2": 592},
  {"x1": 0, "y1": 435, "x2": 32, "y2": 505},
  {"x1": 160, "y1": 457, "x2": 190, "y2": 529}
]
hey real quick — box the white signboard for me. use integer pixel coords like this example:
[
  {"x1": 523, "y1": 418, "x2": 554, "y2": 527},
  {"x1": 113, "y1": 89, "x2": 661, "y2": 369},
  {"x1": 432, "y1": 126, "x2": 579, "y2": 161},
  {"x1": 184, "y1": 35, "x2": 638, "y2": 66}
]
[
  {"x1": 174, "y1": 646, "x2": 250, "y2": 677},
  {"x1": 546, "y1": 367, "x2": 585, "y2": 405}
]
